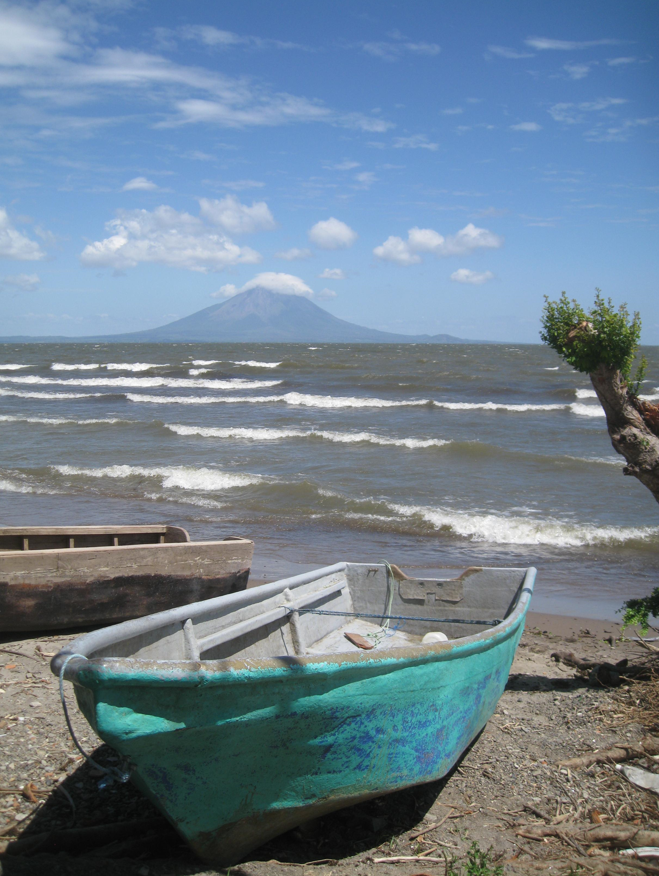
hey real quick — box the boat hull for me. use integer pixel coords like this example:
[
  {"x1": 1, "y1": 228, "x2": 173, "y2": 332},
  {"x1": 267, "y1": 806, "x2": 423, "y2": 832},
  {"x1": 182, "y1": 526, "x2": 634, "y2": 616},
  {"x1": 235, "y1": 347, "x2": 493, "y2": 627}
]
[
  {"x1": 0, "y1": 535, "x2": 253, "y2": 631},
  {"x1": 72, "y1": 611, "x2": 525, "y2": 864}
]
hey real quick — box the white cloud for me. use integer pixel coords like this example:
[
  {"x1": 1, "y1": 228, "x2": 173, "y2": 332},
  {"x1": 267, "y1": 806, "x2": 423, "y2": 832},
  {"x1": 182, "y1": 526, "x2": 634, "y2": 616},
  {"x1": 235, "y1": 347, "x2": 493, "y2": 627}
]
[
  {"x1": 1, "y1": 272, "x2": 40, "y2": 291},
  {"x1": 354, "y1": 171, "x2": 377, "y2": 188},
  {"x1": 442, "y1": 107, "x2": 463, "y2": 115},
  {"x1": 308, "y1": 217, "x2": 357, "y2": 250},
  {"x1": 374, "y1": 223, "x2": 503, "y2": 265},
  {"x1": 510, "y1": 122, "x2": 542, "y2": 131},
  {"x1": 393, "y1": 134, "x2": 438, "y2": 150},
  {"x1": 564, "y1": 62, "x2": 595, "y2": 80},
  {"x1": 319, "y1": 268, "x2": 346, "y2": 280},
  {"x1": 80, "y1": 204, "x2": 262, "y2": 273},
  {"x1": 327, "y1": 160, "x2": 360, "y2": 170},
  {"x1": 221, "y1": 180, "x2": 265, "y2": 190},
  {"x1": 275, "y1": 247, "x2": 313, "y2": 261},
  {"x1": 317, "y1": 287, "x2": 337, "y2": 299},
  {"x1": 525, "y1": 37, "x2": 620, "y2": 50},
  {"x1": 486, "y1": 45, "x2": 534, "y2": 59},
  {"x1": 198, "y1": 195, "x2": 276, "y2": 234},
  {"x1": 179, "y1": 25, "x2": 307, "y2": 52},
  {"x1": 0, "y1": 6, "x2": 73, "y2": 67},
  {"x1": 373, "y1": 236, "x2": 421, "y2": 265},
  {"x1": 0, "y1": 10, "x2": 391, "y2": 138},
  {"x1": 122, "y1": 176, "x2": 159, "y2": 192},
  {"x1": 450, "y1": 268, "x2": 494, "y2": 285},
  {"x1": 608, "y1": 57, "x2": 636, "y2": 66},
  {"x1": 362, "y1": 40, "x2": 440, "y2": 62},
  {"x1": 549, "y1": 97, "x2": 628, "y2": 124},
  {"x1": 0, "y1": 209, "x2": 45, "y2": 261},
  {"x1": 211, "y1": 272, "x2": 314, "y2": 299}
]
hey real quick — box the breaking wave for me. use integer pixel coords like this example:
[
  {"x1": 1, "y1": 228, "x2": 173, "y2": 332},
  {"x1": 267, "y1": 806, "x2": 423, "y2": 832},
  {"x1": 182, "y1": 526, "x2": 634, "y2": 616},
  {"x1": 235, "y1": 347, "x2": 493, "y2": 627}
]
[
  {"x1": 0, "y1": 388, "x2": 102, "y2": 400},
  {"x1": 0, "y1": 415, "x2": 123, "y2": 426},
  {"x1": 233, "y1": 360, "x2": 281, "y2": 368},
  {"x1": 165, "y1": 423, "x2": 452, "y2": 450},
  {"x1": 386, "y1": 502, "x2": 659, "y2": 547},
  {"x1": 570, "y1": 403, "x2": 605, "y2": 417},
  {"x1": 0, "y1": 363, "x2": 29, "y2": 370},
  {"x1": 0, "y1": 375, "x2": 281, "y2": 390},
  {"x1": 575, "y1": 388, "x2": 597, "y2": 399},
  {"x1": 51, "y1": 464, "x2": 262, "y2": 491}
]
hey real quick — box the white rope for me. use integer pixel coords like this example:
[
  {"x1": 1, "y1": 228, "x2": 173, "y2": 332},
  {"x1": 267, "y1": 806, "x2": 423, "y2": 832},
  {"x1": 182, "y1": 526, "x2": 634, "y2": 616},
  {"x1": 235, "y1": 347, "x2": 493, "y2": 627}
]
[{"x1": 58, "y1": 654, "x2": 131, "y2": 786}]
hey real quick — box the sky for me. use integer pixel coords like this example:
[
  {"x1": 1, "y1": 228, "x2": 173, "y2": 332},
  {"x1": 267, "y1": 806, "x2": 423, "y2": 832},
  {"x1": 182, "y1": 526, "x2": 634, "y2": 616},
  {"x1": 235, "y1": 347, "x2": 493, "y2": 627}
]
[{"x1": 0, "y1": 0, "x2": 657, "y2": 343}]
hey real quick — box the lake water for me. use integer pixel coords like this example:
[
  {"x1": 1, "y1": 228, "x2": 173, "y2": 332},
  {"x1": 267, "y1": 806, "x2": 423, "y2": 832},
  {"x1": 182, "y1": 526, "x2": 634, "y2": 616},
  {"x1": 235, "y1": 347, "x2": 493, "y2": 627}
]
[{"x1": 1, "y1": 341, "x2": 657, "y2": 620}]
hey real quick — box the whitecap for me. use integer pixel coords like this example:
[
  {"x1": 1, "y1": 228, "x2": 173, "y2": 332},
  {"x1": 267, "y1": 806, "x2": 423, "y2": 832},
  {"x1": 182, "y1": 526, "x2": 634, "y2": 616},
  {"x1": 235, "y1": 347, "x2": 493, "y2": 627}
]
[
  {"x1": 51, "y1": 464, "x2": 260, "y2": 491},
  {"x1": 388, "y1": 502, "x2": 659, "y2": 547},
  {"x1": 0, "y1": 375, "x2": 281, "y2": 390},
  {"x1": 570, "y1": 402, "x2": 605, "y2": 417},
  {"x1": 0, "y1": 364, "x2": 29, "y2": 370},
  {"x1": 165, "y1": 423, "x2": 452, "y2": 449},
  {"x1": 544, "y1": 366, "x2": 559, "y2": 371},
  {"x1": 431, "y1": 401, "x2": 565, "y2": 412},
  {"x1": 191, "y1": 359, "x2": 219, "y2": 366},
  {"x1": 566, "y1": 455, "x2": 624, "y2": 466},
  {"x1": 104, "y1": 363, "x2": 168, "y2": 371},
  {"x1": 233, "y1": 360, "x2": 281, "y2": 369},
  {"x1": 0, "y1": 478, "x2": 36, "y2": 494},
  {"x1": 0, "y1": 388, "x2": 102, "y2": 400},
  {"x1": 51, "y1": 363, "x2": 100, "y2": 371},
  {"x1": 0, "y1": 415, "x2": 122, "y2": 426},
  {"x1": 575, "y1": 388, "x2": 597, "y2": 399},
  {"x1": 188, "y1": 368, "x2": 210, "y2": 376}
]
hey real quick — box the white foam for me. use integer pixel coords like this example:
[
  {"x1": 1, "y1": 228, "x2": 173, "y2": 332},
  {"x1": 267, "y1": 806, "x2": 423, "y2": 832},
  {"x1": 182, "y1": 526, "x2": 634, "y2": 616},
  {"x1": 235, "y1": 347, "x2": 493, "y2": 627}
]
[
  {"x1": 640, "y1": 389, "x2": 659, "y2": 401},
  {"x1": 0, "y1": 375, "x2": 281, "y2": 390},
  {"x1": 144, "y1": 491, "x2": 226, "y2": 510},
  {"x1": 127, "y1": 391, "x2": 588, "y2": 412},
  {"x1": 544, "y1": 366, "x2": 559, "y2": 371},
  {"x1": 0, "y1": 388, "x2": 101, "y2": 400},
  {"x1": 570, "y1": 402, "x2": 605, "y2": 417},
  {"x1": 126, "y1": 392, "x2": 424, "y2": 408},
  {"x1": 51, "y1": 363, "x2": 100, "y2": 371},
  {"x1": 432, "y1": 401, "x2": 565, "y2": 412},
  {"x1": 233, "y1": 360, "x2": 281, "y2": 368},
  {"x1": 191, "y1": 359, "x2": 219, "y2": 366},
  {"x1": 575, "y1": 388, "x2": 597, "y2": 399},
  {"x1": 51, "y1": 464, "x2": 261, "y2": 491},
  {"x1": 0, "y1": 415, "x2": 122, "y2": 426},
  {"x1": 188, "y1": 368, "x2": 210, "y2": 376},
  {"x1": 0, "y1": 478, "x2": 36, "y2": 494},
  {"x1": 567, "y1": 455, "x2": 624, "y2": 466},
  {"x1": 165, "y1": 423, "x2": 451, "y2": 450},
  {"x1": 388, "y1": 502, "x2": 659, "y2": 547},
  {"x1": 0, "y1": 364, "x2": 29, "y2": 370},
  {"x1": 104, "y1": 363, "x2": 168, "y2": 371}
]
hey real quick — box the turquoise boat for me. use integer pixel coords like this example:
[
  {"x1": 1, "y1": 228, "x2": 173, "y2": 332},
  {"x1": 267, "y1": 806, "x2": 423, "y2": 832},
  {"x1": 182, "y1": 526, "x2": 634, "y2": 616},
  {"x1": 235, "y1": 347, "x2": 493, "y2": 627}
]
[{"x1": 52, "y1": 561, "x2": 535, "y2": 865}]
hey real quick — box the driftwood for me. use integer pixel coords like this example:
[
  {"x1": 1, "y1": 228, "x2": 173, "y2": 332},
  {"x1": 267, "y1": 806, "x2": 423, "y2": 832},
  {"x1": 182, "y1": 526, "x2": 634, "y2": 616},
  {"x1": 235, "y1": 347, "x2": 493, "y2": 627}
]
[
  {"x1": 1, "y1": 817, "x2": 169, "y2": 857},
  {"x1": 550, "y1": 651, "x2": 651, "y2": 686},
  {"x1": 517, "y1": 823, "x2": 659, "y2": 849},
  {"x1": 560, "y1": 736, "x2": 659, "y2": 769}
]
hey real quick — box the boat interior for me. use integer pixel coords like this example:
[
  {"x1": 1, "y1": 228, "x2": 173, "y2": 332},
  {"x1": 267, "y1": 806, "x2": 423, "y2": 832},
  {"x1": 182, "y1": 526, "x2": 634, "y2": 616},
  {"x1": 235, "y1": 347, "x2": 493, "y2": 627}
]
[
  {"x1": 68, "y1": 562, "x2": 533, "y2": 666},
  {"x1": 0, "y1": 525, "x2": 190, "y2": 553}
]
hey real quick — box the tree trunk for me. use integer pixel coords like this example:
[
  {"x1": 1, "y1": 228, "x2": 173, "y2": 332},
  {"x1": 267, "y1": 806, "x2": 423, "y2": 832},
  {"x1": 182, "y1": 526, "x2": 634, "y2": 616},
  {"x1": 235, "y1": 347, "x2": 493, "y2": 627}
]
[{"x1": 589, "y1": 364, "x2": 659, "y2": 504}]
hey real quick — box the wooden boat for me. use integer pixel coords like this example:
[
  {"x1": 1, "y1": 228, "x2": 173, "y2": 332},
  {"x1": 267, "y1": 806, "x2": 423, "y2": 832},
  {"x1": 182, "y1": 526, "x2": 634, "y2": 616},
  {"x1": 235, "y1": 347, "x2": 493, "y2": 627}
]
[
  {"x1": 0, "y1": 525, "x2": 253, "y2": 631},
  {"x1": 52, "y1": 561, "x2": 535, "y2": 864}
]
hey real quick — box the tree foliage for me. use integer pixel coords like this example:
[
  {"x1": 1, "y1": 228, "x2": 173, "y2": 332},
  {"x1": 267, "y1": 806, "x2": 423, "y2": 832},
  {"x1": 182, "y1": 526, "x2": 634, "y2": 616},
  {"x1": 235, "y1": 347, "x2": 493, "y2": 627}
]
[
  {"x1": 540, "y1": 291, "x2": 644, "y2": 390},
  {"x1": 621, "y1": 587, "x2": 659, "y2": 633}
]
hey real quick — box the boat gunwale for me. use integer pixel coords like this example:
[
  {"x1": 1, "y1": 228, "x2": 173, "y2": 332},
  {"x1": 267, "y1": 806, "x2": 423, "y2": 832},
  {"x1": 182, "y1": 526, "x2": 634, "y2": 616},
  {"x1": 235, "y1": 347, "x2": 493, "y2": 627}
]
[
  {"x1": 52, "y1": 565, "x2": 536, "y2": 684},
  {"x1": 0, "y1": 536, "x2": 253, "y2": 559}
]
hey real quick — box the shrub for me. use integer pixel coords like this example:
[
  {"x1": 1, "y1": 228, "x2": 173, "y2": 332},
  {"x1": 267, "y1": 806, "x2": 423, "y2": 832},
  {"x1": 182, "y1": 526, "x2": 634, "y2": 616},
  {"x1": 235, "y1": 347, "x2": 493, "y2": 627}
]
[{"x1": 540, "y1": 290, "x2": 645, "y2": 391}]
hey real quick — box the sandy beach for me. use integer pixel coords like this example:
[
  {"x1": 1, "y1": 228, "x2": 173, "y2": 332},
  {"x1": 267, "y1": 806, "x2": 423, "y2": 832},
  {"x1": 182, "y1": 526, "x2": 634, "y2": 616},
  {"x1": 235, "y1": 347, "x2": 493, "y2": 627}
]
[{"x1": 1, "y1": 607, "x2": 656, "y2": 876}]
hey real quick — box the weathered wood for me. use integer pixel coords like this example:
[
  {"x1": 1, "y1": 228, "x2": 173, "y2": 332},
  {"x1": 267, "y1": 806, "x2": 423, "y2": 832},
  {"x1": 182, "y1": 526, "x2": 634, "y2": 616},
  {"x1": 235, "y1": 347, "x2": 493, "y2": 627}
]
[
  {"x1": 0, "y1": 532, "x2": 253, "y2": 631},
  {"x1": 560, "y1": 736, "x2": 659, "y2": 769}
]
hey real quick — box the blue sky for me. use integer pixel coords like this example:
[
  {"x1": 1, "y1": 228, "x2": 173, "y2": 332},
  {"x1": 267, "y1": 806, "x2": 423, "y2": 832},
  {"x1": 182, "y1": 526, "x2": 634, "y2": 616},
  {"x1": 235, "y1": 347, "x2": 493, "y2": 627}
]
[{"x1": 0, "y1": 0, "x2": 657, "y2": 342}]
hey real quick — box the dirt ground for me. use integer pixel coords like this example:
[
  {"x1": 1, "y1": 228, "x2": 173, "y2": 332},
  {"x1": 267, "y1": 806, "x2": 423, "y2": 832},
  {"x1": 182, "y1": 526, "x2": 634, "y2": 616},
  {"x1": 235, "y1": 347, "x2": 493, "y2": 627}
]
[{"x1": 0, "y1": 612, "x2": 657, "y2": 876}]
